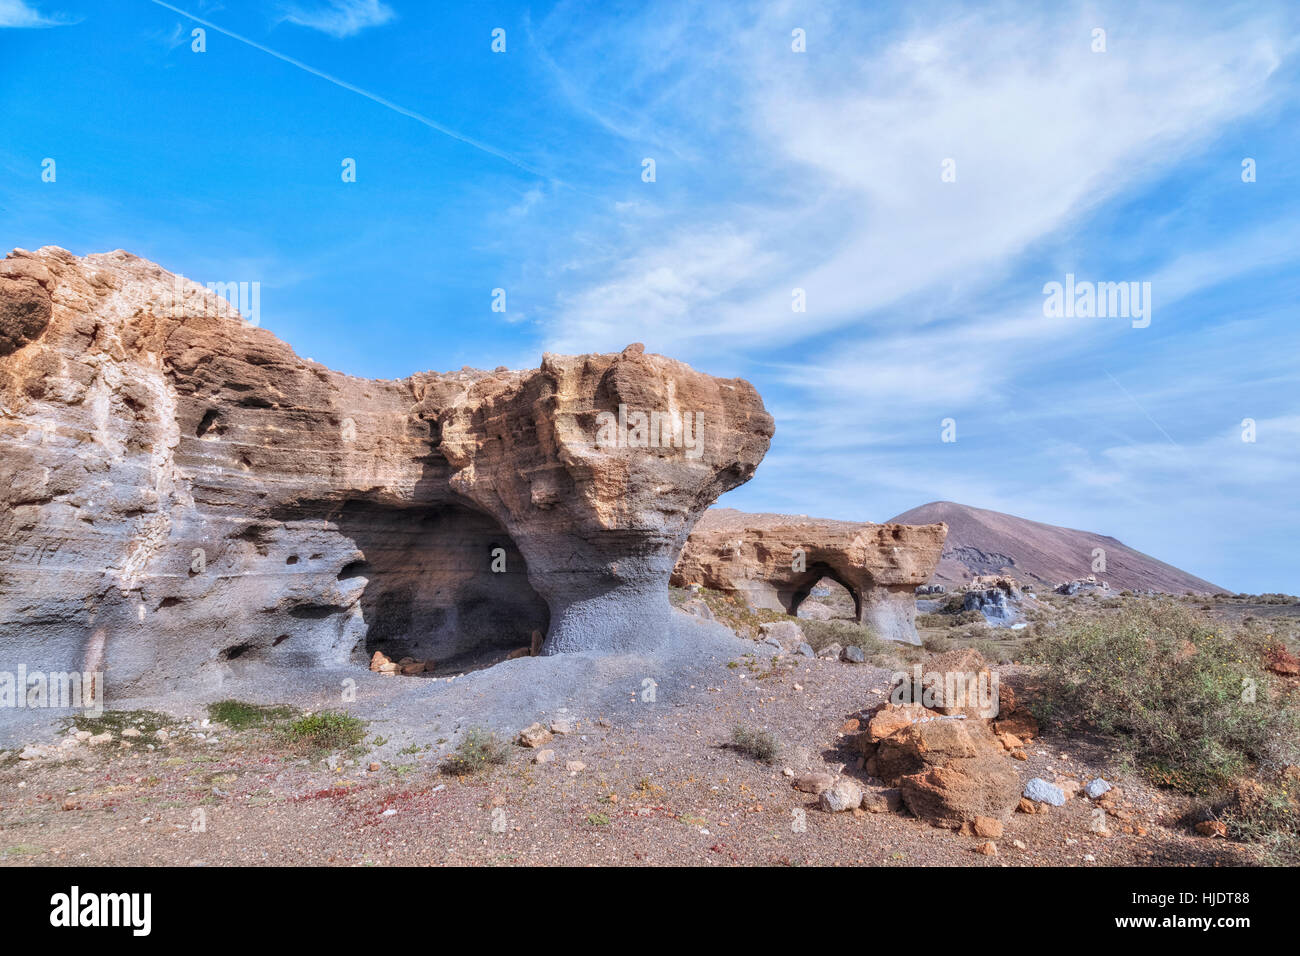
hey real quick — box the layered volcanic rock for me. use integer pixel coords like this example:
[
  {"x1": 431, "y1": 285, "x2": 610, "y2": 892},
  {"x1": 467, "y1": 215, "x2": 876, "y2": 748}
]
[
  {"x1": 671, "y1": 509, "x2": 946, "y2": 644},
  {"x1": 0, "y1": 247, "x2": 773, "y2": 696}
]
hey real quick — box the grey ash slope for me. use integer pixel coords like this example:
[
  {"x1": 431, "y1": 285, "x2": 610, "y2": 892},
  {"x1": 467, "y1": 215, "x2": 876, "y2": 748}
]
[{"x1": 887, "y1": 501, "x2": 1223, "y2": 594}]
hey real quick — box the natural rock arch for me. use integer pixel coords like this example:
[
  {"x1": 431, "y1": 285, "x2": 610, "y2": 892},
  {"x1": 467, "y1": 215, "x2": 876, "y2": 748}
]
[
  {"x1": 785, "y1": 562, "x2": 864, "y2": 621},
  {"x1": 672, "y1": 509, "x2": 947, "y2": 644}
]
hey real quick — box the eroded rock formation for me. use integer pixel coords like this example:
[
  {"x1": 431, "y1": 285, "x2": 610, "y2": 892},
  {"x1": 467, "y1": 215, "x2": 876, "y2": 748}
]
[
  {"x1": 671, "y1": 508, "x2": 946, "y2": 643},
  {"x1": 0, "y1": 247, "x2": 773, "y2": 695}
]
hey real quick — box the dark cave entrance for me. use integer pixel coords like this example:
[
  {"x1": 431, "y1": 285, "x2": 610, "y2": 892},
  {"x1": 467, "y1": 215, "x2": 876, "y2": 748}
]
[{"x1": 329, "y1": 498, "x2": 550, "y2": 670}]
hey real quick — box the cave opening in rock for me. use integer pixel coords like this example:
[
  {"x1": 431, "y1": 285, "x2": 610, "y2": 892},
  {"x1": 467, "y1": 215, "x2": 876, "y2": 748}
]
[
  {"x1": 329, "y1": 498, "x2": 550, "y2": 672},
  {"x1": 787, "y1": 564, "x2": 861, "y2": 622}
]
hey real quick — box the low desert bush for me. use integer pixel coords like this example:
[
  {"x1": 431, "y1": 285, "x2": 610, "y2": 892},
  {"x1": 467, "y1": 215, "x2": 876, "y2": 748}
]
[
  {"x1": 1219, "y1": 781, "x2": 1300, "y2": 856},
  {"x1": 1030, "y1": 599, "x2": 1299, "y2": 794},
  {"x1": 441, "y1": 727, "x2": 509, "y2": 775},
  {"x1": 921, "y1": 633, "x2": 954, "y2": 653},
  {"x1": 731, "y1": 725, "x2": 779, "y2": 764}
]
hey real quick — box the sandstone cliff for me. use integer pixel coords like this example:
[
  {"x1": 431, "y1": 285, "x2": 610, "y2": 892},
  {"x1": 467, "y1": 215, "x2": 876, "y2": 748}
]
[
  {"x1": 672, "y1": 508, "x2": 946, "y2": 644},
  {"x1": 0, "y1": 247, "x2": 773, "y2": 694}
]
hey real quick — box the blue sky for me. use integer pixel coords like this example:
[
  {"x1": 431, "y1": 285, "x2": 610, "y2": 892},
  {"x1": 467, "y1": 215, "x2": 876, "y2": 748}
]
[{"x1": 2, "y1": 0, "x2": 1298, "y2": 592}]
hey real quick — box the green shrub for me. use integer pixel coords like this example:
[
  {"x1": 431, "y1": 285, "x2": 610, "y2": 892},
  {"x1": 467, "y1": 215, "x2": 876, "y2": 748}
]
[
  {"x1": 922, "y1": 634, "x2": 953, "y2": 653},
  {"x1": 282, "y1": 711, "x2": 366, "y2": 753},
  {"x1": 1030, "y1": 599, "x2": 1298, "y2": 793},
  {"x1": 731, "y1": 725, "x2": 779, "y2": 764},
  {"x1": 207, "y1": 700, "x2": 296, "y2": 730},
  {"x1": 441, "y1": 727, "x2": 509, "y2": 775}
]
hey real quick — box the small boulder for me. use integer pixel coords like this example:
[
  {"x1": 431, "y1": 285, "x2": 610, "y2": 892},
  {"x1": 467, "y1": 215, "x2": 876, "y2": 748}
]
[
  {"x1": 860, "y1": 788, "x2": 903, "y2": 814},
  {"x1": 1023, "y1": 778, "x2": 1066, "y2": 806},
  {"x1": 517, "y1": 723, "x2": 553, "y2": 748},
  {"x1": 818, "y1": 778, "x2": 864, "y2": 813},
  {"x1": 974, "y1": 841, "x2": 998, "y2": 856},
  {"x1": 793, "y1": 771, "x2": 836, "y2": 795},
  {"x1": 840, "y1": 645, "x2": 866, "y2": 664},
  {"x1": 759, "y1": 620, "x2": 804, "y2": 651},
  {"x1": 876, "y1": 719, "x2": 1021, "y2": 829},
  {"x1": 1085, "y1": 778, "x2": 1112, "y2": 800}
]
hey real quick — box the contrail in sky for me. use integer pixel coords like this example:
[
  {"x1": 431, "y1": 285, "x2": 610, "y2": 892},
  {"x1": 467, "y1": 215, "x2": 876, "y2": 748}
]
[{"x1": 147, "y1": 0, "x2": 553, "y2": 180}]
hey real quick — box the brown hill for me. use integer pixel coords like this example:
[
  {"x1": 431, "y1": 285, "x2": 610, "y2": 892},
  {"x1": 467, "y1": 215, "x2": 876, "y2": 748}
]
[{"x1": 886, "y1": 501, "x2": 1222, "y2": 594}]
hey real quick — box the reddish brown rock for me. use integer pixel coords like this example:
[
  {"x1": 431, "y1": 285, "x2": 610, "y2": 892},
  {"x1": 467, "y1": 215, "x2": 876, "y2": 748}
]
[
  {"x1": 874, "y1": 717, "x2": 1021, "y2": 830},
  {"x1": 863, "y1": 702, "x2": 939, "y2": 745},
  {"x1": 1266, "y1": 645, "x2": 1300, "y2": 676},
  {"x1": 672, "y1": 508, "x2": 946, "y2": 644},
  {"x1": 994, "y1": 712, "x2": 1040, "y2": 741}
]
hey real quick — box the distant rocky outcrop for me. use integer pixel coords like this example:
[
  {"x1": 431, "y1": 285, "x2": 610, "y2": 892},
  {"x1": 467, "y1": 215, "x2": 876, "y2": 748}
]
[
  {"x1": 961, "y1": 574, "x2": 1034, "y2": 628},
  {"x1": 671, "y1": 508, "x2": 946, "y2": 644},
  {"x1": 0, "y1": 247, "x2": 773, "y2": 696},
  {"x1": 888, "y1": 501, "x2": 1222, "y2": 595}
]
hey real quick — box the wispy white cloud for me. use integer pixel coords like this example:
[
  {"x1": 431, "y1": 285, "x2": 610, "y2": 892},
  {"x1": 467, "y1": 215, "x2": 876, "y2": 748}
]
[
  {"x1": 280, "y1": 0, "x2": 394, "y2": 38},
  {"x1": 533, "y1": 3, "x2": 1291, "y2": 366},
  {"x1": 0, "y1": 0, "x2": 68, "y2": 27}
]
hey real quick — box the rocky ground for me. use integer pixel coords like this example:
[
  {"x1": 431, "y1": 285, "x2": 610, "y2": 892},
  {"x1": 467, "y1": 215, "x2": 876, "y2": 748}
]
[{"x1": 0, "y1": 641, "x2": 1269, "y2": 867}]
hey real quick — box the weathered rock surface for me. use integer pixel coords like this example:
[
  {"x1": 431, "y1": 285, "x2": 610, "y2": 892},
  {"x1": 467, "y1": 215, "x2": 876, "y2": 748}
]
[
  {"x1": 0, "y1": 247, "x2": 773, "y2": 697},
  {"x1": 671, "y1": 509, "x2": 946, "y2": 644},
  {"x1": 874, "y1": 718, "x2": 1022, "y2": 829}
]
